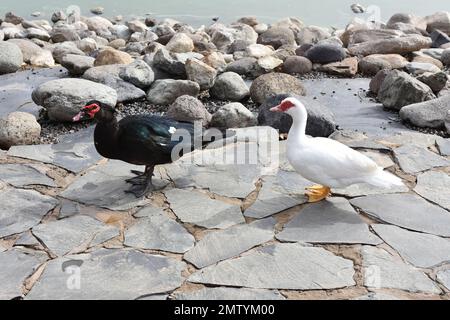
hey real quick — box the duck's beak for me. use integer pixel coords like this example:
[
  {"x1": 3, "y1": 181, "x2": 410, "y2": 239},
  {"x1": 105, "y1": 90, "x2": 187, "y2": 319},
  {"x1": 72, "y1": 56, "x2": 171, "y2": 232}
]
[{"x1": 270, "y1": 104, "x2": 282, "y2": 112}]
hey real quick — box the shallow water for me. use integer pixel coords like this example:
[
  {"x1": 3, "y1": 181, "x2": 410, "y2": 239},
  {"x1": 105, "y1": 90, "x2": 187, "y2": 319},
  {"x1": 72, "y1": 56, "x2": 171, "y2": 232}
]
[{"x1": 0, "y1": 0, "x2": 449, "y2": 28}]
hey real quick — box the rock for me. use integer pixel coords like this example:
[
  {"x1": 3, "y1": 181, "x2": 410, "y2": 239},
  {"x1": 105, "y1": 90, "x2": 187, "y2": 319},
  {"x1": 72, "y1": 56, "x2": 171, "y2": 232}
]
[
  {"x1": 32, "y1": 78, "x2": 117, "y2": 122},
  {"x1": 257, "y1": 27, "x2": 296, "y2": 49},
  {"x1": 188, "y1": 243, "x2": 355, "y2": 289},
  {"x1": 94, "y1": 47, "x2": 133, "y2": 66},
  {"x1": 26, "y1": 249, "x2": 185, "y2": 299},
  {"x1": 4, "y1": 12, "x2": 24, "y2": 25},
  {"x1": 119, "y1": 59, "x2": 154, "y2": 89},
  {"x1": 372, "y1": 224, "x2": 450, "y2": 268},
  {"x1": 254, "y1": 23, "x2": 268, "y2": 34},
  {"x1": 387, "y1": 13, "x2": 427, "y2": 30},
  {"x1": 399, "y1": 94, "x2": 450, "y2": 128},
  {"x1": 184, "y1": 218, "x2": 275, "y2": 268},
  {"x1": 147, "y1": 79, "x2": 200, "y2": 105},
  {"x1": 430, "y1": 30, "x2": 450, "y2": 48},
  {"x1": 51, "y1": 25, "x2": 80, "y2": 43},
  {"x1": 426, "y1": 11, "x2": 450, "y2": 35},
  {"x1": 446, "y1": 110, "x2": 450, "y2": 133},
  {"x1": 441, "y1": 48, "x2": 450, "y2": 65},
  {"x1": 83, "y1": 65, "x2": 146, "y2": 103},
  {"x1": 153, "y1": 48, "x2": 186, "y2": 77},
  {"x1": 412, "y1": 54, "x2": 443, "y2": 69},
  {"x1": 245, "y1": 44, "x2": 274, "y2": 58},
  {"x1": 166, "y1": 95, "x2": 211, "y2": 126},
  {"x1": 174, "y1": 287, "x2": 284, "y2": 300},
  {"x1": 210, "y1": 103, "x2": 257, "y2": 129},
  {"x1": 282, "y1": 55, "x2": 313, "y2": 75},
  {"x1": 250, "y1": 73, "x2": 306, "y2": 105},
  {"x1": 305, "y1": 43, "x2": 346, "y2": 64},
  {"x1": 84, "y1": 16, "x2": 113, "y2": 35},
  {"x1": 0, "y1": 250, "x2": 45, "y2": 300},
  {"x1": 320, "y1": 57, "x2": 358, "y2": 77},
  {"x1": 0, "y1": 112, "x2": 41, "y2": 149},
  {"x1": 225, "y1": 57, "x2": 264, "y2": 78},
  {"x1": 349, "y1": 35, "x2": 432, "y2": 56},
  {"x1": 358, "y1": 54, "x2": 408, "y2": 75},
  {"x1": 7, "y1": 39, "x2": 54, "y2": 67},
  {"x1": 0, "y1": 41, "x2": 23, "y2": 74},
  {"x1": 165, "y1": 32, "x2": 194, "y2": 53},
  {"x1": 257, "y1": 55, "x2": 283, "y2": 71},
  {"x1": 51, "y1": 10, "x2": 66, "y2": 23},
  {"x1": 185, "y1": 58, "x2": 217, "y2": 90},
  {"x1": 277, "y1": 198, "x2": 381, "y2": 244},
  {"x1": 394, "y1": 144, "x2": 450, "y2": 174},
  {"x1": 361, "y1": 246, "x2": 440, "y2": 294},
  {"x1": 32, "y1": 215, "x2": 119, "y2": 256},
  {"x1": 0, "y1": 163, "x2": 56, "y2": 187},
  {"x1": 351, "y1": 193, "x2": 450, "y2": 237},
  {"x1": 50, "y1": 42, "x2": 85, "y2": 64},
  {"x1": 258, "y1": 94, "x2": 336, "y2": 136},
  {"x1": 369, "y1": 69, "x2": 390, "y2": 94},
  {"x1": 437, "y1": 270, "x2": 450, "y2": 290},
  {"x1": 0, "y1": 188, "x2": 58, "y2": 237},
  {"x1": 26, "y1": 27, "x2": 50, "y2": 41},
  {"x1": 414, "y1": 171, "x2": 450, "y2": 211},
  {"x1": 210, "y1": 72, "x2": 249, "y2": 101},
  {"x1": 296, "y1": 26, "x2": 331, "y2": 45},
  {"x1": 272, "y1": 17, "x2": 304, "y2": 33},
  {"x1": 109, "y1": 38, "x2": 126, "y2": 49},
  {"x1": 436, "y1": 137, "x2": 450, "y2": 156},
  {"x1": 202, "y1": 52, "x2": 227, "y2": 71},
  {"x1": 405, "y1": 62, "x2": 441, "y2": 75},
  {"x1": 237, "y1": 16, "x2": 259, "y2": 26},
  {"x1": 61, "y1": 54, "x2": 95, "y2": 76},
  {"x1": 90, "y1": 6, "x2": 104, "y2": 15},
  {"x1": 377, "y1": 70, "x2": 435, "y2": 110},
  {"x1": 164, "y1": 189, "x2": 245, "y2": 229},
  {"x1": 417, "y1": 71, "x2": 448, "y2": 93}
]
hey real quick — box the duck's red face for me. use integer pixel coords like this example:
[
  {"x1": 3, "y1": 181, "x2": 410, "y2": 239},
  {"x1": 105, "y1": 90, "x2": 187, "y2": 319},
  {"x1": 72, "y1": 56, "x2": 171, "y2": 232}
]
[
  {"x1": 270, "y1": 100, "x2": 296, "y2": 112},
  {"x1": 73, "y1": 103, "x2": 101, "y2": 122}
]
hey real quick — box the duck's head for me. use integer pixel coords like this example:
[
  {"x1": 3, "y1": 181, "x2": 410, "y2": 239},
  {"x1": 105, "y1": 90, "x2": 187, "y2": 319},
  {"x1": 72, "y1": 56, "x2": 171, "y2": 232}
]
[
  {"x1": 270, "y1": 97, "x2": 306, "y2": 118},
  {"x1": 72, "y1": 100, "x2": 116, "y2": 123}
]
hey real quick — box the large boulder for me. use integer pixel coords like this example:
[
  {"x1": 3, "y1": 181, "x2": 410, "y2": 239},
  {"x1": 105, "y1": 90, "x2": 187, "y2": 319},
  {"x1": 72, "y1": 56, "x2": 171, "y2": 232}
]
[
  {"x1": 377, "y1": 70, "x2": 435, "y2": 110},
  {"x1": 61, "y1": 54, "x2": 95, "y2": 76},
  {"x1": 119, "y1": 60, "x2": 155, "y2": 89},
  {"x1": 210, "y1": 103, "x2": 257, "y2": 129},
  {"x1": 399, "y1": 95, "x2": 450, "y2": 128},
  {"x1": 225, "y1": 57, "x2": 264, "y2": 78},
  {"x1": 32, "y1": 78, "x2": 117, "y2": 122},
  {"x1": 282, "y1": 56, "x2": 312, "y2": 74},
  {"x1": 50, "y1": 42, "x2": 85, "y2": 64},
  {"x1": 51, "y1": 25, "x2": 80, "y2": 43},
  {"x1": 83, "y1": 65, "x2": 146, "y2": 103},
  {"x1": 257, "y1": 94, "x2": 336, "y2": 137},
  {"x1": 0, "y1": 41, "x2": 23, "y2": 74},
  {"x1": 166, "y1": 95, "x2": 211, "y2": 126},
  {"x1": 7, "y1": 39, "x2": 54, "y2": 67},
  {"x1": 0, "y1": 112, "x2": 41, "y2": 149},
  {"x1": 147, "y1": 79, "x2": 200, "y2": 105},
  {"x1": 386, "y1": 13, "x2": 427, "y2": 31},
  {"x1": 84, "y1": 16, "x2": 113, "y2": 35},
  {"x1": 250, "y1": 73, "x2": 306, "y2": 105},
  {"x1": 296, "y1": 26, "x2": 331, "y2": 45},
  {"x1": 257, "y1": 27, "x2": 296, "y2": 49},
  {"x1": 405, "y1": 62, "x2": 441, "y2": 75},
  {"x1": 185, "y1": 58, "x2": 217, "y2": 90},
  {"x1": 348, "y1": 35, "x2": 432, "y2": 56},
  {"x1": 153, "y1": 48, "x2": 186, "y2": 77},
  {"x1": 209, "y1": 72, "x2": 249, "y2": 101},
  {"x1": 358, "y1": 54, "x2": 408, "y2": 75},
  {"x1": 245, "y1": 44, "x2": 274, "y2": 58},
  {"x1": 426, "y1": 11, "x2": 450, "y2": 35},
  {"x1": 94, "y1": 47, "x2": 133, "y2": 66},
  {"x1": 304, "y1": 43, "x2": 346, "y2": 64}
]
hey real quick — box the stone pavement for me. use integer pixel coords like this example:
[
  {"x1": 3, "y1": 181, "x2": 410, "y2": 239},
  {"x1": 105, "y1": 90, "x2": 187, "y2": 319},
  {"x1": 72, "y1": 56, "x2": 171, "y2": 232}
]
[{"x1": 1, "y1": 121, "x2": 449, "y2": 300}]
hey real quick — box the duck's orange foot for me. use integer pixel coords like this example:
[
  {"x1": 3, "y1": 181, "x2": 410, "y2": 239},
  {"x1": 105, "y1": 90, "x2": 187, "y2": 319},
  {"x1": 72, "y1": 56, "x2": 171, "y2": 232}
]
[{"x1": 305, "y1": 185, "x2": 331, "y2": 203}]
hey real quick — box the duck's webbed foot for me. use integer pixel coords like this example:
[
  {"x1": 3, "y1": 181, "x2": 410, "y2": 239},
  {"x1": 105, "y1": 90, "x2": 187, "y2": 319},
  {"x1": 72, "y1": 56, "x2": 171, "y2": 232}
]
[
  {"x1": 125, "y1": 166, "x2": 163, "y2": 198},
  {"x1": 305, "y1": 185, "x2": 331, "y2": 203},
  {"x1": 126, "y1": 170, "x2": 147, "y2": 185}
]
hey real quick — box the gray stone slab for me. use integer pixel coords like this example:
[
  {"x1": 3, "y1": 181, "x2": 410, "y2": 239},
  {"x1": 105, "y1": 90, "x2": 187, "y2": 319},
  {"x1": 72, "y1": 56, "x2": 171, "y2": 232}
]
[
  {"x1": 124, "y1": 206, "x2": 194, "y2": 253},
  {"x1": 334, "y1": 182, "x2": 408, "y2": 198},
  {"x1": 350, "y1": 193, "x2": 450, "y2": 237},
  {"x1": 26, "y1": 249, "x2": 186, "y2": 300},
  {"x1": 184, "y1": 218, "x2": 276, "y2": 268},
  {"x1": 414, "y1": 171, "x2": 450, "y2": 211},
  {"x1": 32, "y1": 215, "x2": 119, "y2": 256},
  {"x1": 361, "y1": 246, "x2": 440, "y2": 294},
  {"x1": 164, "y1": 189, "x2": 245, "y2": 229},
  {"x1": 15, "y1": 231, "x2": 40, "y2": 246},
  {"x1": 436, "y1": 269, "x2": 450, "y2": 291},
  {"x1": 0, "y1": 67, "x2": 68, "y2": 118},
  {"x1": 330, "y1": 130, "x2": 391, "y2": 151},
  {"x1": 436, "y1": 137, "x2": 450, "y2": 156},
  {"x1": 8, "y1": 142, "x2": 103, "y2": 173},
  {"x1": 0, "y1": 249, "x2": 46, "y2": 300},
  {"x1": 0, "y1": 188, "x2": 58, "y2": 238},
  {"x1": 377, "y1": 131, "x2": 439, "y2": 148},
  {"x1": 60, "y1": 160, "x2": 155, "y2": 210},
  {"x1": 276, "y1": 198, "x2": 382, "y2": 245},
  {"x1": 188, "y1": 243, "x2": 355, "y2": 290},
  {"x1": 393, "y1": 144, "x2": 450, "y2": 174},
  {"x1": 372, "y1": 224, "x2": 450, "y2": 268},
  {"x1": 0, "y1": 163, "x2": 56, "y2": 187},
  {"x1": 174, "y1": 287, "x2": 285, "y2": 300}
]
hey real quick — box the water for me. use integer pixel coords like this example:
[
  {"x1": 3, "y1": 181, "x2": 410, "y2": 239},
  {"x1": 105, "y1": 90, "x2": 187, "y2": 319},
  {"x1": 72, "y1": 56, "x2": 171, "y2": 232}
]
[{"x1": 0, "y1": 0, "x2": 449, "y2": 28}]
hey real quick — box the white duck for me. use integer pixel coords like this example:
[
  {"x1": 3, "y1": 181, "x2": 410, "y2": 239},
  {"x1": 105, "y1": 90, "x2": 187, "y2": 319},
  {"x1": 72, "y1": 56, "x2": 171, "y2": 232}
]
[{"x1": 271, "y1": 97, "x2": 404, "y2": 202}]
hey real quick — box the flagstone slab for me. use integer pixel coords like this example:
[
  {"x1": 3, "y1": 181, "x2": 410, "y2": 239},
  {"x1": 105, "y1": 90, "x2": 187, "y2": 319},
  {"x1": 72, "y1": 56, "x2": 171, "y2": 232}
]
[
  {"x1": 436, "y1": 269, "x2": 450, "y2": 290},
  {"x1": 184, "y1": 218, "x2": 276, "y2": 268},
  {"x1": 350, "y1": 193, "x2": 450, "y2": 236},
  {"x1": 414, "y1": 171, "x2": 450, "y2": 211},
  {"x1": 393, "y1": 145, "x2": 450, "y2": 174},
  {"x1": 436, "y1": 137, "x2": 450, "y2": 156},
  {"x1": 0, "y1": 163, "x2": 56, "y2": 187}
]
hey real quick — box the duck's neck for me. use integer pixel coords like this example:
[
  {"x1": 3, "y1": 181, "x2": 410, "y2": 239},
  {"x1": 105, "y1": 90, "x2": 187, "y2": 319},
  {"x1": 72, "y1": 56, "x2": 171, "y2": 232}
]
[
  {"x1": 94, "y1": 117, "x2": 119, "y2": 158},
  {"x1": 287, "y1": 108, "x2": 308, "y2": 144}
]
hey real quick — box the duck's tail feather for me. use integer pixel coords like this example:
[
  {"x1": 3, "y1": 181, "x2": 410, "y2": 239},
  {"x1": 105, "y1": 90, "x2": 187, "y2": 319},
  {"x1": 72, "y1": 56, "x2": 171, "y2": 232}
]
[{"x1": 366, "y1": 169, "x2": 404, "y2": 188}]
